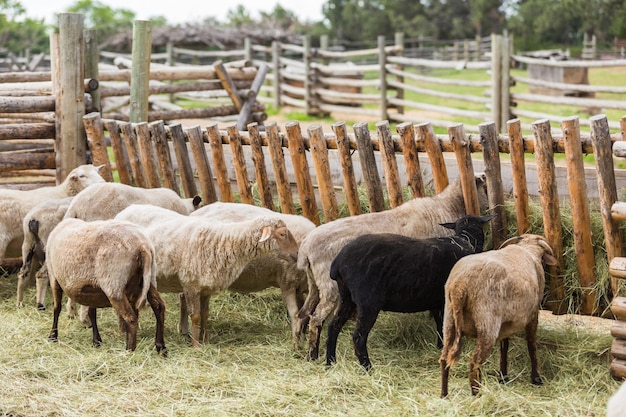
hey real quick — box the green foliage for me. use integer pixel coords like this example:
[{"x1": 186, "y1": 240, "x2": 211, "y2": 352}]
[
  {"x1": 0, "y1": 0, "x2": 49, "y2": 54},
  {"x1": 67, "y1": 0, "x2": 135, "y2": 40}
]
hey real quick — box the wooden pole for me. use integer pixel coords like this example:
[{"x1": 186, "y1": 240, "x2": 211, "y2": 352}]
[
  {"x1": 84, "y1": 29, "x2": 100, "y2": 112},
  {"x1": 394, "y1": 32, "x2": 405, "y2": 116},
  {"x1": 396, "y1": 122, "x2": 424, "y2": 198},
  {"x1": 272, "y1": 41, "x2": 281, "y2": 109},
  {"x1": 416, "y1": 122, "x2": 448, "y2": 193},
  {"x1": 491, "y1": 34, "x2": 502, "y2": 133},
  {"x1": 332, "y1": 121, "x2": 362, "y2": 216},
  {"x1": 285, "y1": 121, "x2": 319, "y2": 225},
  {"x1": 353, "y1": 122, "x2": 385, "y2": 213},
  {"x1": 479, "y1": 121, "x2": 507, "y2": 247},
  {"x1": 237, "y1": 63, "x2": 269, "y2": 131},
  {"x1": 185, "y1": 125, "x2": 217, "y2": 204},
  {"x1": 135, "y1": 122, "x2": 161, "y2": 188},
  {"x1": 591, "y1": 114, "x2": 623, "y2": 296},
  {"x1": 103, "y1": 120, "x2": 132, "y2": 185},
  {"x1": 265, "y1": 121, "x2": 294, "y2": 214},
  {"x1": 168, "y1": 123, "x2": 199, "y2": 200},
  {"x1": 57, "y1": 13, "x2": 86, "y2": 181},
  {"x1": 129, "y1": 20, "x2": 152, "y2": 123},
  {"x1": 507, "y1": 119, "x2": 531, "y2": 234},
  {"x1": 308, "y1": 124, "x2": 339, "y2": 222},
  {"x1": 303, "y1": 35, "x2": 312, "y2": 115},
  {"x1": 248, "y1": 122, "x2": 274, "y2": 210},
  {"x1": 448, "y1": 123, "x2": 479, "y2": 215},
  {"x1": 227, "y1": 124, "x2": 254, "y2": 204},
  {"x1": 562, "y1": 116, "x2": 597, "y2": 314},
  {"x1": 149, "y1": 121, "x2": 178, "y2": 192},
  {"x1": 82, "y1": 112, "x2": 113, "y2": 181},
  {"x1": 376, "y1": 120, "x2": 403, "y2": 208},
  {"x1": 500, "y1": 34, "x2": 511, "y2": 132},
  {"x1": 531, "y1": 119, "x2": 566, "y2": 313},
  {"x1": 378, "y1": 35, "x2": 388, "y2": 121},
  {"x1": 119, "y1": 122, "x2": 147, "y2": 188},
  {"x1": 206, "y1": 124, "x2": 233, "y2": 202}
]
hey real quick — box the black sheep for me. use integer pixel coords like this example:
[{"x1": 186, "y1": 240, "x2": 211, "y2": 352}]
[{"x1": 326, "y1": 214, "x2": 494, "y2": 370}]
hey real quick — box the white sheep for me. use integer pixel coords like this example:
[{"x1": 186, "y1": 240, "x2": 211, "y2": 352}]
[
  {"x1": 0, "y1": 164, "x2": 105, "y2": 260},
  {"x1": 607, "y1": 381, "x2": 626, "y2": 417},
  {"x1": 64, "y1": 182, "x2": 202, "y2": 221},
  {"x1": 295, "y1": 174, "x2": 489, "y2": 360},
  {"x1": 16, "y1": 197, "x2": 73, "y2": 309},
  {"x1": 46, "y1": 217, "x2": 167, "y2": 354},
  {"x1": 439, "y1": 234, "x2": 557, "y2": 397},
  {"x1": 189, "y1": 202, "x2": 316, "y2": 344},
  {"x1": 114, "y1": 204, "x2": 300, "y2": 347}
]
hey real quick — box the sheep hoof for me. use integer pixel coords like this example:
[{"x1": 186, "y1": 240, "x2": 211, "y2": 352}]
[
  {"x1": 37, "y1": 304, "x2": 46, "y2": 311},
  {"x1": 531, "y1": 376, "x2": 543, "y2": 386},
  {"x1": 498, "y1": 374, "x2": 510, "y2": 384},
  {"x1": 48, "y1": 335, "x2": 58, "y2": 343},
  {"x1": 156, "y1": 345, "x2": 168, "y2": 358}
]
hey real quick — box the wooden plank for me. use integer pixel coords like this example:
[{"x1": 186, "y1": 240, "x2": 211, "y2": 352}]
[
  {"x1": 0, "y1": 123, "x2": 55, "y2": 139},
  {"x1": 562, "y1": 116, "x2": 597, "y2": 314},
  {"x1": 168, "y1": 123, "x2": 199, "y2": 199},
  {"x1": 448, "y1": 123, "x2": 480, "y2": 215},
  {"x1": 236, "y1": 63, "x2": 268, "y2": 131},
  {"x1": 104, "y1": 120, "x2": 132, "y2": 185},
  {"x1": 610, "y1": 358, "x2": 626, "y2": 380},
  {"x1": 285, "y1": 121, "x2": 319, "y2": 225},
  {"x1": 149, "y1": 121, "x2": 178, "y2": 193},
  {"x1": 248, "y1": 123, "x2": 274, "y2": 210},
  {"x1": 611, "y1": 321, "x2": 626, "y2": 339},
  {"x1": 186, "y1": 125, "x2": 216, "y2": 204},
  {"x1": 135, "y1": 122, "x2": 161, "y2": 188},
  {"x1": 396, "y1": 122, "x2": 424, "y2": 199},
  {"x1": 611, "y1": 202, "x2": 626, "y2": 222},
  {"x1": 206, "y1": 124, "x2": 232, "y2": 202},
  {"x1": 82, "y1": 112, "x2": 113, "y2": 182},
  {"x1": 265, "y1": 121, "x2": 294, "y2": 214},
  {"x1": 611, "y1": 339, "x2": 626, "y2": 360},
  {"x1": 479, "y1": 121, "x2": 507, "y2": 247},
  {"x1": 507, "y1": 119, "x2": 531, "y2": 234},
  {"x1": 591, "y1": 114, "x2": 623, "y2": 296},
  {"x1": 308, "y1": 124, "x2": 338, "y2": 222},
  {"x1": 0, "y1": 149, "x2": 55, "y2": 172},
  {"x1": 612, "y1": 297, "x2": 626, "y2": 321},
  {"x1": 416, "y1": 122, "x2": 448, "y2": 193},
  {"x1": 119, "y1": 122, "x2": 147, "y2": 188},
  {"x1": 332, "y1": 121, "x2": 361, "y2": 216},
  {"x1": 214, "y1": 60, "x2": 243, "y2": 111},
  {"x1": 353, "y1": 121, "x2": 385, "y2": 213},
  {"x1": 226, "y1": 125, "x2": 253, "y2": 205},
  {"x1": 376, "y1": 120, "x2": 403, "y2": 208},
  {"x1": 610, "y1": 258, "x2": 626, "y2": 280},
  {"x1": 531, "y1": 119, "x2": 566, "y2": 313}
]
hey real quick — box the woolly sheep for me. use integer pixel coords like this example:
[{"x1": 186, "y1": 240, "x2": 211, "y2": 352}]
[
  {"x1": 115, "y1": 204, "x2": 299, "y2": 347},
  {"x1": 326, "y1": 214, "x2": 493, "y2": 370},
  {"x1": 189, "y1": 202, "x2": 316, "y2": 344},
  {"x1": 296, "y1": 174, "x2": 489, "y2": 360},
  {"x1": 64, "y1": 182, "x2": 202, "y2": 221},
  {"x1": 46, "y1": 218, "x2": 167, "y2": 354},
  {"x1": 607, "y1": 381, "x2": 626, "y2": 417},
  {"x1": 16, "y1": 197, "x2": 73, "y2": 309},
  {"x1": 439, "y1": 234, "x2": 557, "y2": 397},
  {"x1": 0, "y1": 164, "x2": 105, "y2": 260}
]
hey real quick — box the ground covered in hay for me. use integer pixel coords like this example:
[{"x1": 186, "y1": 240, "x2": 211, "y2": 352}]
[{"x1": 0, "y1": 272, "x2": 621, "y2": 417}]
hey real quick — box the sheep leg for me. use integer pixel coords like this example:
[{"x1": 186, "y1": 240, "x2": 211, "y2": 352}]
[
  {"x1": 499, "y1": 338, "x2": 510, "y2": 383},
  {"x1": 353, "y1": 308, "x2": 381, "y2": 371},
  {"x1": 34, "y1": 264, "x2": 49, "y2": 310},
  {"x1": 430, "y1": 308, "x2": 444, "y2": 348},
  {"x1": 440, "y1": 358, "x2": 451, "y2": 398},
  {"x1": 183, "y1": 289, "x2": 202, "y2": 347},
  {"x1": 468, "y1": 332, "x2": 497, "y2": 396},
  {"x1": 109, "y1": 298, "x2": 139, "y2": 351},
  {"x1": 147, "y1": 286, "x2": 167, "y2": 356},
  {"x1": 525, "y1": 315, "x2": 543, "y2": 385},
  {"x1": 296, "y1": 281, "x2": 320, "y2": 346},
  {"x1": 279, "y1": 286, "x2": 301, "y2": 347},
  {"x1": 326, "y1": 297, "x2": 356, "y2": 366},
  {"x1": 307, "y1": 288, "x2": 338, "y2": 361},
  {"x1": 48, "y1": 281, "x2": 64, "y2": 342},
  {"x1": 199, "y1": 294, "x2": 210, "y2": 344},
  {"x1": 178, "y1": 293, "x2": 189, "y2": 336},
  {"x1": 88, "y1": 307, "x2": 103, "y2": 348},
  {"x1": 16, "y1": 255, "x2": 39, "y2": 308}
]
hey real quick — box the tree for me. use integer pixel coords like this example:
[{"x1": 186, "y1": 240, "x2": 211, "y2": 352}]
[
  {"x1": 0, "y1": 0, "x2": 49, "y2": 55},
  {"x1": 67, "y1": 0, "x2": 135, "y2": 41},
  {"x1": 226, "y1": 4, "x2": 254, "y2": 28}
]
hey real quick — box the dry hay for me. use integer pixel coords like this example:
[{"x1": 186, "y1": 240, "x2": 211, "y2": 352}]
[{"x1": 0, "y1": 271, "x2": 621, "y2": 417}]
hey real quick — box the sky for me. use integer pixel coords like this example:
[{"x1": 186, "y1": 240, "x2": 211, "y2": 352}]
[{"x1": 17, "y1": 0, "x2": 327, "y2": 25}]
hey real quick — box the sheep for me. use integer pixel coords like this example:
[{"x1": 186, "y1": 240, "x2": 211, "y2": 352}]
[
  {"x1": 189, "y1": 202, "x2": 316, "y2": 344},
  {"x1": 0, "y1": 164, "x2": 105, "y2": 261},
  {"x1": 607, "y1": 381, "x2": 626, "y2": 417},
  {"x1": 46, "y1": 217, "x2": 167, "y2": 354},
  {"x1": 326, "y1": 214, "x2": 494, "y2": 370},
  {"x1": 296, "y1": 174, "x2": 489, "y2": 360},
  {"x1": 114, "y1": 204, "x2": 300, "y2": 347},
  {"x1": 439, "y1": 234, "x2": 557, "y2": 397},
  {"x1": 64, "y1": 182, "x2": 202, "y2": 222},
  {"x1": 16, "y1": 197, "x2": 73, "y2": 309}
]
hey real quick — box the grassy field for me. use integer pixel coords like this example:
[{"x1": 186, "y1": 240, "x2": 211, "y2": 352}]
[{"x1": 0, "y1": 270, "x2": 621, "y2": 417}]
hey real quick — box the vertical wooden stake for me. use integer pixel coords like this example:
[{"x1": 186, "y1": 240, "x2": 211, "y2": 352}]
[{"x1": 507, "y1": 119, "x2": 531, "y2": 234}]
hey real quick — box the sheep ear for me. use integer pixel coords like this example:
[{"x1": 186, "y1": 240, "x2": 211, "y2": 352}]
[
  {"x1": 440, "y1": 221, "x2": 456, "y2": 230},
  {"x1": 480, "y1": 214, "x2": 496, "y2": 223},
  {"x1": 192, "y1": 195, "x2": 203, "y2": 209},
  {"x1": 543, "y1": 253, "x2": 558, "y2": 266},
  {"x1": 259, "y1": 226, "x2": 273, "y2": 243},
  {"x1": 96, "y1": 164, "x2": 105, "y2": 172}
]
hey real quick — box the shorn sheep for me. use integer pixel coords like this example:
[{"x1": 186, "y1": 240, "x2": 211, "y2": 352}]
[
  {"x1": 326, "y1": 214, "x2": 494, "y2": 370},
  {"x1": 16, "y1": 197, "x2": 73, "y2": 309},
  {"x1": 115, "y1": 204, "x2": 300, "y2": 347},
  {"x1": 189, "y1": 202, "x2": 316, "y2": 344},
  {"x1": 46, "y1": 218, "x2": 167, "y2": 354},
  {"x1": 296, "y1": 174, "x2": 489, "y2": 360},
  {"x1": 439, "y1": 234, "x2": 557, "y2": 397},
  {"x1": 0, "y1": 164, "x2": 105, "y2": 260},
  {"x1": 64, "y1": 181, "x2": 202, "y2": 221}
]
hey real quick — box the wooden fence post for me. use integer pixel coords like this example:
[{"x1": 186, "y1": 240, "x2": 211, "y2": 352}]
[
  {"x1": 376, "y1": 120, "x2": 403, "y2": 208},
  {"x1": 490, "y1": 34, "x2": 502, "y2": 133},
  {"x1": 84, "y1": 29, "x2": 100, "y2": 113},
  {"x1": 129, "y1": 20, "x2": 152, "y2": 123},
  {"x1": 353, "y1": 122, "x2": 385, "y2": 212},
  {"x1": 265, "y1": 121, "x2": 294, "y2": 214},
  {"x1": 303, "y1": 35, "x2": 312, "y2": 116},
  {"x1": 244, "y1": 37, "x2": 252, "y2": 62},
  {"x1": 308, "y1": 124, "x2": 339, "y2": 222},
  {"x1": 135, "y1": 122, "x2": 160, "y2": 188},
  {"x1": 272, "y1": 41, "x2": 281, "y2": 109},
  {"x1": 396, "y1": 122, "x2": 425, "y2": 198},
  {"x1": 378, "y1": 35, "x2": 388, "y2": 121},
  {"x1": 206, "y1": 124, "x2": 233, "y2": 202},
  {"x1": 500, "y1": 34, "x2": 511, "y2": 132},
  {"x1": 506, "y1": 119, "x2": 531, "y2": 234},
  {"x1": 168, "y1": 123, "x2": 199, "y2": 200},
  {"x1": 562, "y1": 116, "x2": 597, "y2": 314},
  {"x1": 448, "y1": 123, "x2": 480, "y2": 215},
  {"x1": 479, "y1": 121, "x2": 507, "y2": 247},
  {"x1": 591, "y1": 114, "x2": 623, "y2": 296},
  {"x1": 532, "y1": 119, "x2": 566, "y2": 313},
  {"x1": 119, "y1": 122, "x2": 147, "y2": 188},
  {"x1": 227, "y1": 124, "x2": 254, "y2": 204},
  {"x1": 248, "y1": 122, "x2": 274, "y2": 210},
  {"x1": 332, "y1": 121, "x2": 362, "y2": 216},
  {"x1": 185, "y1": 125, "x2": 216, "y2": 204},
  {"x1": 56, "y1": 13, "x2": 86, "y2": 181},
  {"x1": 394, "y1": 32, "x2": 404, "y2": 116},
  {"x1": 82, "y1": 112, "x2": 113, "y2": 181},
  {"x1": 104, "y1": 120, "x2": 132, "y2": 185}
]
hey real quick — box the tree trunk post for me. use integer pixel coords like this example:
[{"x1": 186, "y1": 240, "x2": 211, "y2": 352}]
[{"x1": 129, "y1": 20, "x2": 152, "y2": 123}]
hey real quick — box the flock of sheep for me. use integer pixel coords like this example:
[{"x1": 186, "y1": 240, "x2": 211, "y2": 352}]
[{"x1": 0, "y1": 163, "x2": 559, "y2": 397}]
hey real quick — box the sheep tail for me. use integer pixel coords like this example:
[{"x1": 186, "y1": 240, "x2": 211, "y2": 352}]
[
  {"x1": 136, "y1": 245, "x2": 155, "y2": 310},
  {"x1": 444, "y1": 291, "x2": 466, "y2": 367},
  {"x1": 28, "y1": 219, "x2": 46, "y2": 261}
]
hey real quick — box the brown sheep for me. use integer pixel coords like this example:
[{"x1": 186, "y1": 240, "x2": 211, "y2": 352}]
[{"x1": 439, "y1": 234, "x2": 557, "y2": 397}]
